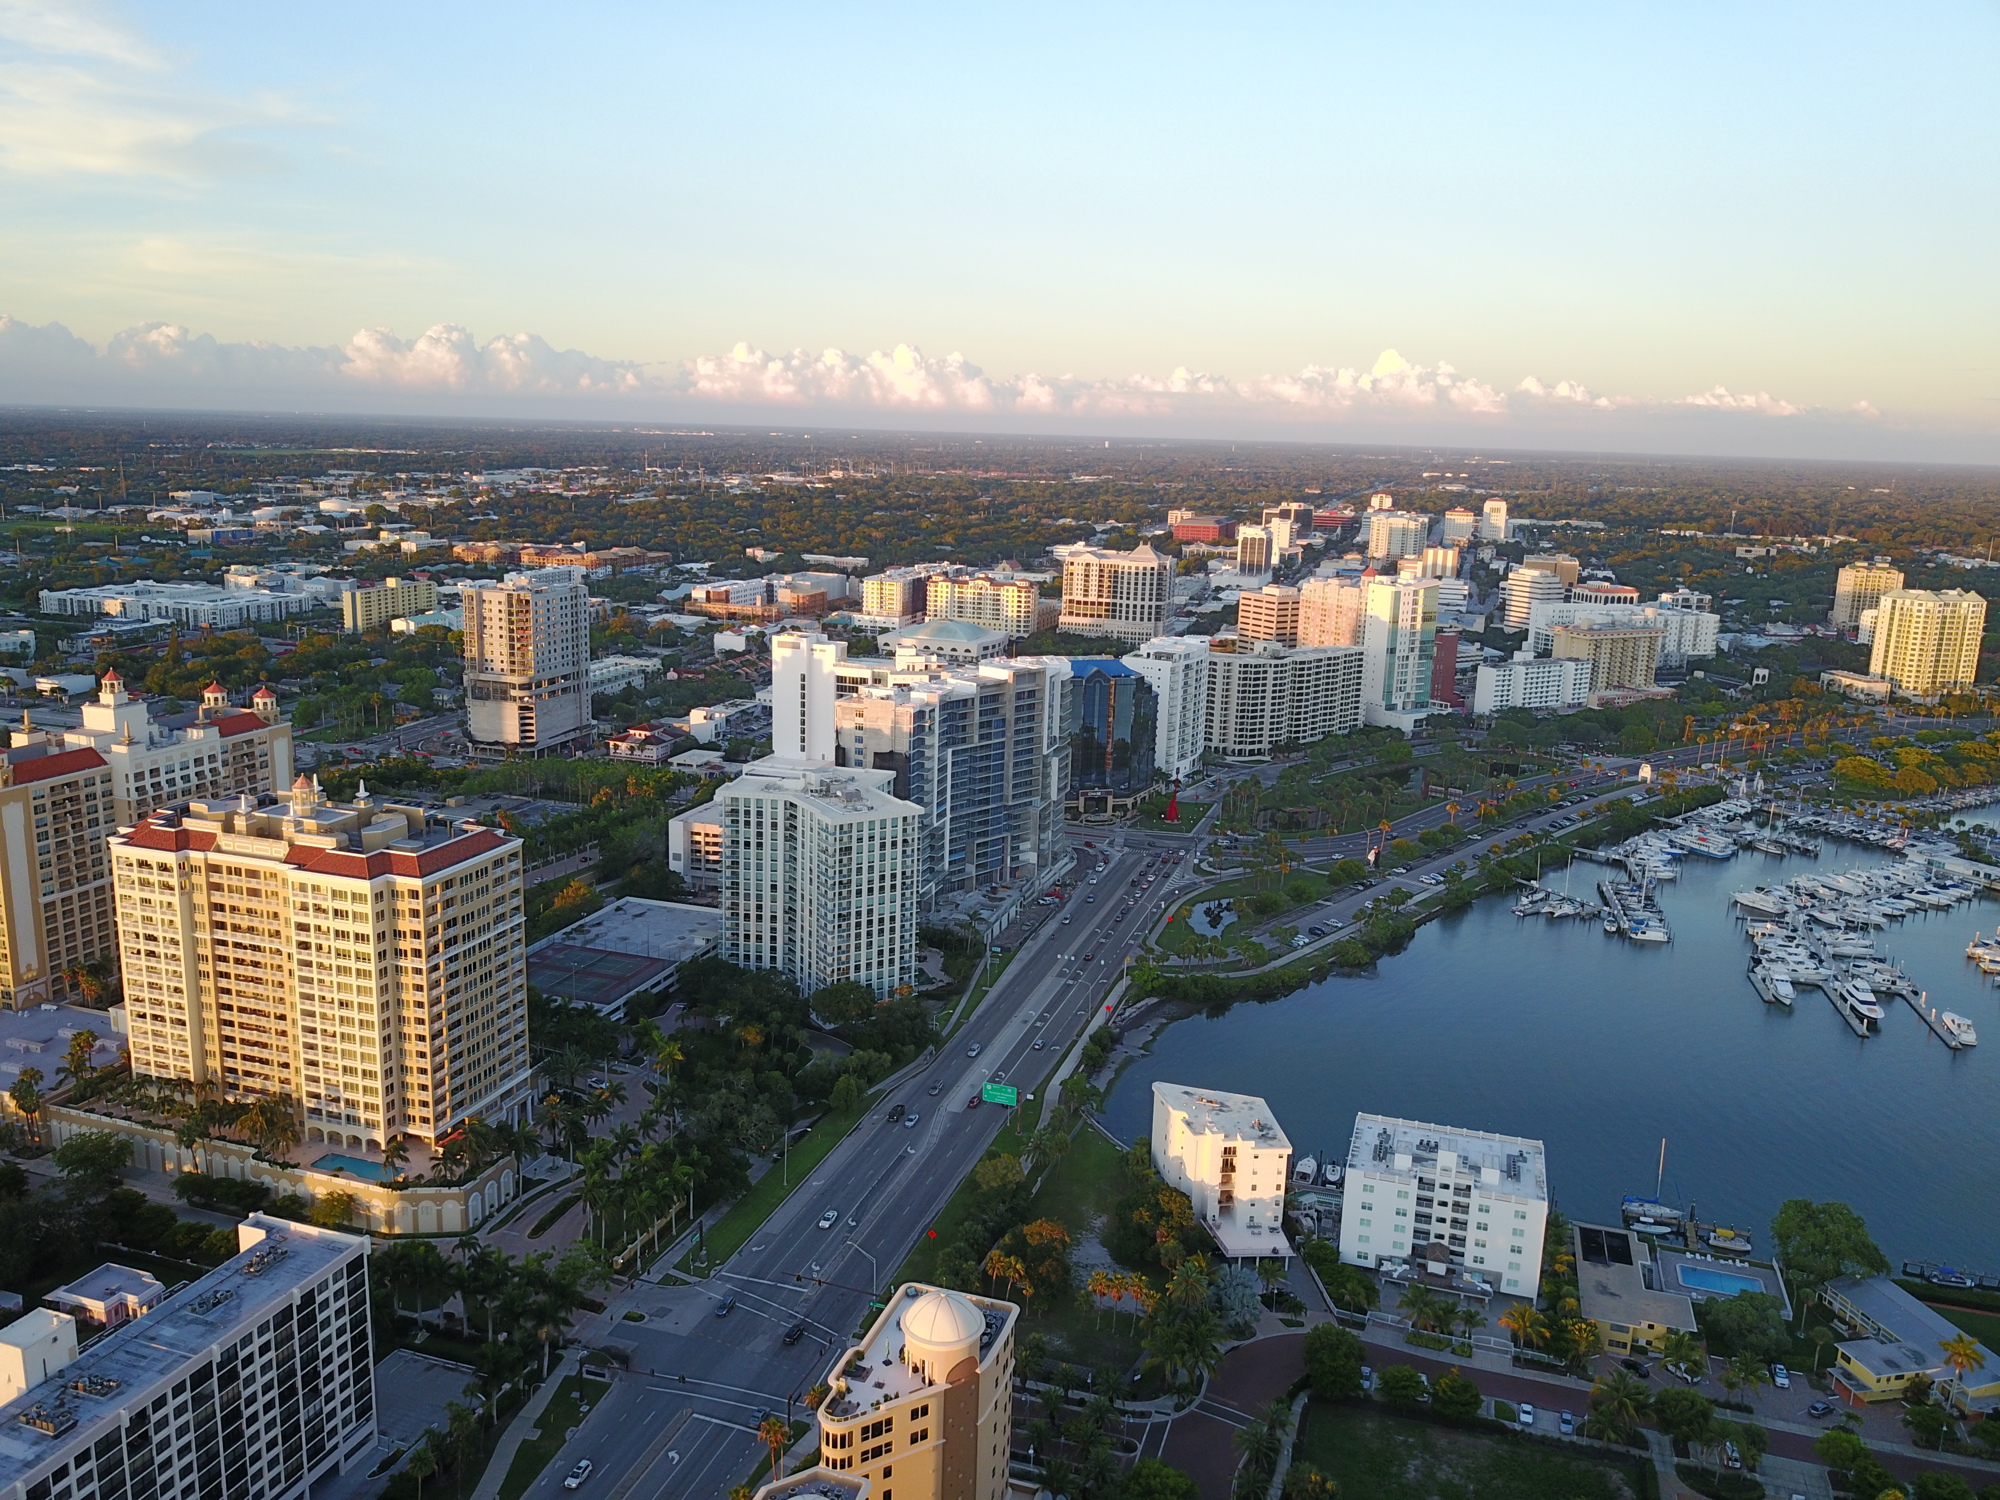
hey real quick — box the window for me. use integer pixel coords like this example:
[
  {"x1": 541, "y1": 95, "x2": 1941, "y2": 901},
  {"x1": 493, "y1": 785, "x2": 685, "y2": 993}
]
[{"x1": 1513, "y1": 1210, "x2": 1527, "y2": 1219}]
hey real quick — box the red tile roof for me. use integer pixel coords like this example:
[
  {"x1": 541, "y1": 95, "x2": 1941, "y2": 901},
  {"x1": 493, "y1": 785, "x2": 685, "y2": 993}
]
[
  {"x1": 7, "y1": 747, "x2": 108, "y2": 785},
  {"x1": 117, "y1": 822, "x2": 218, "y2": 852},
  {"x1": 209, "y1": 712, "x2": 270, "y2": 738},
  {"x1": 284, "y1": 826, "x2": 514, "y2": 880}
]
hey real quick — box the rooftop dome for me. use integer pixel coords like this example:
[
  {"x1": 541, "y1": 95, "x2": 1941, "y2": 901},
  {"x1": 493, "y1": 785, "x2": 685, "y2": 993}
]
[
  {"x1": 899, "y1": 1288, "x2": 984, "y2": 1348},
  {"x1": 888, "y1": 618, "x2": 1003, "y2": 642}
]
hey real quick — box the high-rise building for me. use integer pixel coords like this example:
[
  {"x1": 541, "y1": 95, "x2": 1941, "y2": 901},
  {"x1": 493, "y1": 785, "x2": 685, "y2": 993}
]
[
  {"x1": 1298, "y1": 574, "x2": 1367, "y2": 648},
  {"x1": 1526, "y1": 601, "x2": 1718, "y2": 664},
  {"x1": 1833, "y1": 560, "x2": 1906, "y2": 628},
  {"x1": 461, "y1": 568, "x2": 592, "y2": 757},
  {"x1": 1552, "y1": 621, "x2": 1663, "y2": 702},
  {"x1": 1234, "y1": 525, "x2": 1275, "y2": 577},
  {"x1": 814, "y1": 1284, "x2": 1016, "y2": 1500},
  {"x1": 1121, "y1": 636, "x2": 1209, "y2": 783},
  {"x1": 1235, "y1": 584, "x2": 1301, "y2": 646},
  {"x1": 1151, "y1": 1081, "x2": 1293, "y2": 1256},
  {"x1": 0, "y1": 740, "x2": 115, "y2": 1009},
  {"x1": 66, "y1": 674, "x2": 292, "y2": 826},
  {"x1": 924, "y1": 572, "x2": 1050, "y2": 639},
  {"x1": 1397, "y1": 546, "x2": 1459, "y2": 580},
  {"x1": 339, "y1": 577, "x2": 441, "y2": 634},
  {"x1": 1359, "y1": 577, "x2": 1438, "y2": 730},
  {"x1": 1364, "y1": 512, "x2": 1427, "y2": 562},
  {"x1": 1263, "y1": 502, "x2": 1315, "y2": 537},
  {"x1": 1868, "y1": 589, "x2": 1987, "y2": 700},
  {"x1": 0, "y1": 1216, "x2": 376, "y2": 1500},
  {"x1": 1366, "y1": 491, "x2": 1398, "y2": 511},
  {"x1": 1478, "y1": 498, "x2": 1510, "y2": 541},
  {"x1": 1520, "y1": 553, "x2": 1581, "y2": 587},
  {"x1": 108, "y1": 783, "x2": 531, "y2": 1148},
  {"x1": 1204, "y1": 640, "x2": 1364, "y2": 759},
  {"x1": 858, "y1": 566, "x2": 934, "y2": 628},
  {"x1": 1338, "y1": 1112, "x2": 1548, "y2": 1302},
  {"x1": 1065, "y1": 660, "x2": 1157, "y2": 808},
  {"x1": 1058, "y1": 545, "x2": 1172, "y2": 642},
  {"x1": 1441, "y1": 508, "x2": 1478, "y2": 546},
  {"x1": 1429, "y1": 628, "x2": 1462, "y2": 709},
  {"x1": 717, "y1": 758, "x2": 921, "y2": 999},
  {"x1": 1472, "y1": 655, "x2": 1593, "y2": 715},
  {"x1": 1501, "y1": 567, "x2": 1566, "y2": 628}
]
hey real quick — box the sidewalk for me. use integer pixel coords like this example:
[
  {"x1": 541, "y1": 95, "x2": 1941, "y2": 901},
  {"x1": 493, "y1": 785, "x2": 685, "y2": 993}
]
[{"x1": 467, "y1": 1349, "x2": 581, "y2": 1500}]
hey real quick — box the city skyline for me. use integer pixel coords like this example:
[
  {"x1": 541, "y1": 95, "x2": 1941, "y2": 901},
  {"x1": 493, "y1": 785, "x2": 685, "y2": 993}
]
[{"x1": 0, "y1": 4, "x2": 1996, "y2": 460}]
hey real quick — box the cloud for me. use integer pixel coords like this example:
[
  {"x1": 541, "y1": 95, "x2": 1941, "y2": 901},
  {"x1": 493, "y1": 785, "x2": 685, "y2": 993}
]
[{"x1": 0, "y1": 311, "x2": 1955, "y2": 461}]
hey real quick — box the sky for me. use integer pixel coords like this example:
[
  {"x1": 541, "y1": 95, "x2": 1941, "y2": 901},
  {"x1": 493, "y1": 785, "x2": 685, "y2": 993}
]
[{"x1": 0, "y1": 1, "x2": 1996, "y2": 461}]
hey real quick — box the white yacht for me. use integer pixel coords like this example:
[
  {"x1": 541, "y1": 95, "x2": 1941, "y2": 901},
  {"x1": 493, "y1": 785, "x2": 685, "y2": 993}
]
[
  {"x1": 1940, "y1": 1012, "x2": 1980, "y2": 1048},
  {"x1": 1733, "y1": 889, "x2": 1790, "y2": 916},
  {"x1": 1838, "y1": 979, "x2": 1886, "y2": 1024},
  {"x1": 1750, "y1": 966, "x2": 1796, "y2": 1007}
]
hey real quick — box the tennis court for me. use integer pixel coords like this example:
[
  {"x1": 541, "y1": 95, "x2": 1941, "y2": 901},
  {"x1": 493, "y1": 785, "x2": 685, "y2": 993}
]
[{"x1": 527, "y1": 943, "x2": 675, "y2": 1011}]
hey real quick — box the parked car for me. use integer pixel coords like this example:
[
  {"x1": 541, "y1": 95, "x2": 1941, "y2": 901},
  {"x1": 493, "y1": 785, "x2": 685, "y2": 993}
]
[
  {"x1": 1308, "y1": 925, "x2": 1327, "y2": 937},
  {"x1": 1806, "y1": 1400, "x2": 1836, "y2": 1420},
  {"x1": 1770, "y1": 1363, "x2": 1790, "y2": 1389},
  {"x1": 564, "y1": 1460, "x2": 594, "y2": 1490},
  {"x1": 1619, "y1": 1358, "x2": 1654, "y2": 1378},
  {"x1": 1558, "y1": 1410, "x2": 1575, "y2": 1435},
  {"x1": 817, "y1": 1209, "x2": 839, "y2": 1230},
  {"x1": 1721, "y1": 1441, "x2": 1743, "y2": 1470},
  {"x1": 1517, "y1": 1403, "x2": 1535, "y2": 1429}
]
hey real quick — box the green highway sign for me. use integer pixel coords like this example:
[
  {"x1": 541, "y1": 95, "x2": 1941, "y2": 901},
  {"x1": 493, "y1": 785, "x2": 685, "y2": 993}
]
[{"x1": 981, "y1": 1082, "x2": 1019, "y2": 1107}]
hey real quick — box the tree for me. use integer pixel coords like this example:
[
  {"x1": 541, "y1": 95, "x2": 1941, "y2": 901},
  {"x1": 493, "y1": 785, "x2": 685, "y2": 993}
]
[
  {"x1": 757, "y1": 1414, "x2": 791, "y2": 1482},
  {"x1": 1212, "y1": 1264, "x2": 1264, "y2": 1340},
  {"x1": 311, "y1": 1191, "x2": 360, "y2": 1228},
  {"x1": 1725, "y1": 1351, "x2": 1772, "y2": 1402},
  {"x1": 1698, "y1": 1292, "x2": 1790, "y2": 1362},
  {"x1": 1280, "y1": 1464, "x2": 1340, "y2": 1500},
  {"x1": 1232, "y1": 1398, "x2": 1292, "y2": 1500},
  {"x1": 1940, "y1": 1332, "x2": 1988, "y2": 1385},
  {"x1": 1498, "y1": 1302, "x2": 1549, "y2": 1349},
  {"x1": 8, "y1": 1067, "x2": 44, "y2": 1144},
  {"x1": 1586, "y1": 1369, "x2": 1651, "y2": 1442},
  {"x1": 1769, "y1": 1199, "x2": 1889, "y2": 1321},
  {"x1": 54, "y1": 1129, "x2": 131, "y2": 1187},
  {"x1": 1302, "y1": 1323, "x2": 1366, "y2": 1400},
  {"x1": 1813, "y1": 1427, "x2": 1868, "y2": 1477},
  {"x1": 808, "y1": 981, "x2": 879, "y2": 1027},
  {"x1": 1123, "y1": 1459, "x2": 1201, "y2": 1500},
  {"x1": 1904, "y1": 1400, "x2": 1952, "y2": 1451},
  {"x1": 1431, "y1": 1367, "x2": 1483, "y2": 1419},
  {"x1": 1653, "y1": 1387, "x2": 1716, "y2": 1453},
  {"x1": 1661, "y1": 1329, "x2": 1705, "y2": 1377},
  {"x1": 60, "y1": 1028, "x2": 100, "y2": 1087},
  {"x1": 403, "y1": 1440, "x2": 438, "y2": 1500},
  {"x1": 1910, "y1": 1472, "x2": 1978, "y2": 1500},
  {"x1": 1375, "y1": 1364, "x2": 1426, "y2": 1407}
]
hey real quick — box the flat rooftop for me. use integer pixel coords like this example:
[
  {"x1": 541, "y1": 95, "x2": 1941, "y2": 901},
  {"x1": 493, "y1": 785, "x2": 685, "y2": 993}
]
[
  {"x1": 1572, "y1": 1223, "x2": 1696, "y2": 1334},
  {"x1": 48, "y1": 1264, "x2": 165, "y2": 1311},
  {"x1": 527, "y1": 897, "x2": 718, "y2": 1012},
  {"x1": 1347, "y1": 1112, "x2": 1548, "y2": 1201},
  {"x1": 1829, "y1": 1275, "x2": 1994, "y2": 1377},
  {"x1": 1153, "y1": 1082, "x2": 1291, "y2": 1150},
  {"x1": 822, "y1": 1285, "x2": 1014, "y2": 1420},
  {"x1": 0, "y1": 1004, "x2": 121, "y2": 1099},
  {"x1": 0, "y1": 1220, "x2": 362, "y2": 1484}
]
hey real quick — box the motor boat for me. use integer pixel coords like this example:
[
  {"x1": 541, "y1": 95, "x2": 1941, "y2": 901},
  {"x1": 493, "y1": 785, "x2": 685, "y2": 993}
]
[
  {"x1": 1749, "y1": 966, "x2": 1796, "y2": 1007},
  {"x1": 1733, "y1": 889, "x2": 1790, "y2": 916},
  {"x1": 1706, "y1": 1226, "x2": 1755, "y2": 1256},
  {"x1": 1940, "y1": 1012, "x2": 1979, "y2": 1048}
]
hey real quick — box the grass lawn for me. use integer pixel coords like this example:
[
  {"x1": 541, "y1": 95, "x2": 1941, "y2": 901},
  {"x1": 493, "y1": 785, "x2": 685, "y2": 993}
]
[
  {"x1": 1013, "y1": 1126, "x2": 1150, "y2": 1373},
  {"x1": 1931, "y1": 1304, "x2": 2000, "y2": 1347},
  {"x1": 892, "y1": 1122, "x2": 1029, "y2": 1289},
  {"x1": 678, "y1": 1101, "x2": 867, "y2": 1274},
  {"x1": 495, "y1": 1375, "x2": 586, "y2": 1500},
  {"x1": 941, "y1": 950, "x2": 1017, "y2": 1038},
  {"x1": 1290, "y1": 1401, "x2": 1646, "y2": 1500}
]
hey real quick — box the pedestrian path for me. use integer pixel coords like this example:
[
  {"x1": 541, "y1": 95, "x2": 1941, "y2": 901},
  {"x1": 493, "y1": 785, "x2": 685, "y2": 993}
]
[{"x1": 468, "y1": 1349, "x2": 581, "y2": 1500}]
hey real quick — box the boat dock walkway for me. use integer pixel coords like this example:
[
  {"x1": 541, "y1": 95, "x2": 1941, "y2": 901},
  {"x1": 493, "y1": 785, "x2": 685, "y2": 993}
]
[{"x1": 1902, "y1": 989, "x2": 1971, "y2": 1049}]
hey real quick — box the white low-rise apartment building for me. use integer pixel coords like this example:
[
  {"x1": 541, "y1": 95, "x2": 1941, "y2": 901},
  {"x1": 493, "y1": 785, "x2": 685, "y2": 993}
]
[
  {"x1": 1339, "y1": 1113, "x2": 1549, "y2": 1301},
  {"x1": 39, "y1": 581, "x2": 319, "y2": 628},
  {"x1": 1151, "y1": 1082, "x2": 1293, "y2": 1258},
  {"x1": 1525, "y1": 600, "x2": 1719, "y2": 663},
  {"x1": 1472, "y1": 654, "x2": 1594, "y2": 715}
]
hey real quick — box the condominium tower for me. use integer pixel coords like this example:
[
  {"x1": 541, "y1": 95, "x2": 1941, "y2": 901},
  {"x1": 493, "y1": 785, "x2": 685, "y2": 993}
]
[
  {"x1": 815, "y1": 1284, "x2": 1016, "y2": 1500},
  {"x1": 64, "y1": 671, "x2": 292, "y2": 825},
  {"x1": 1832, "y1": 560, "x2": 1906, "y2": 629},
  {"x1": 1338, "y1": 1112, "x2": 1549, "y2": 1302},
  {"x1": 1552, "y1": 620, "x2": 1662, "y2": 701},
  {"x1": 924, "y1": 573, "x2": 1049, "y2": 639},
  {"x1": 1122, "y1": 635, "x2": 1209, "y2": 782},
  {"x1": 1150, "y1": 1081, "x2": 1293, "y2": 1256},
  {"x1": 1058, "y1": 545, "x2": 1172, "y2": 642},
  {"x1": 1359, "y1": 577, "x2": 1438, "y2": 730},
  {"x1": 1364, "y1": 511, "x2": 1427, "y2": 562},
  {"x1": 1868, "y1": 589, "x2": 1986, "y2": 699},
  {"x1": 108, "y1": 782, "x2": 531, "y2": 1148},
  {"x1": 461, "y1": 567, "x2": 592, "y2": 756},
  {"x1": 1205, "y1": 639, "x2": 1364, "y2": 759},
  {"x1": 339, "y1": 576, "x2": 440, "y2": 634}
]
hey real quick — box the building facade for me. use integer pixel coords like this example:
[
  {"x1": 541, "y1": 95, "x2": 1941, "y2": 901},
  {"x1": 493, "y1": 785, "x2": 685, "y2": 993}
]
[
  {"x1": 1552, "y1": 621, "x2": 1663, "y2": 702},
  {"x1": 1441, "y1": 508, "x2": 1478, "y2": 546},
  {"x1": 108, "y1": 784, "x2": 531, "y2": 1149},
  {"x1": 859, "y1": 567, "x2": 935, "y2": 628},
  {"x1": 1204, "y1": 640, "x2": 1364, "y2": 759},
  {"x1": 0, "y1": 1218, "x2": 376, "y2": 1500},
  {"x1": 1868, "y1": 589, "x2": 1986, "y2": 700},
  {"x1": 338, "y1": 578, "x2": 440, "y2": 634},
  {"x1": 0, "y1": 745, "x2": 115, "y2": 1010},
  {"x1": 1298, "y1": 575, "x2": 1366, "y2": 649},
  {"x1": 1065, "y1": 661, "x2": 1157, "y2": 806},
  {"x1": 815, "y1": 1285, "x2": 1016, "y2": 1500},
  {"x1": 1058, "y1": 546, "x2": 1172, "y2": 642},
  {"x1": 1364, "y1": 512, "x2": 1427, "y2": 562},
  {"x1": 58, "y1": 673, "x2": 292, "y2": 826},
  {"x1": 665, "y1": 804, "x2": 723, "y2": 892},
  {"x1": 1832, "y1": 560, "x2": 1906, "y2": 629},
  {"x1": 1477, "y1": 498, "x2": 1509, "y2": 541},
  {"x1": 716, "y1": 759, "x2": 921, "y2": 999},
  {"x1": 1338, "y1": 1112, "x2": 1549, "y2": 1301},
  {"x1": 1121, "y1": 636, "x2": 1209, "y2": 782},
  {"x1": 1234, "y1": 525, "x2": 1275, "y2": 577},
  {"x1": 37, "y1": 583, "x2": 317, "y2": 628},
  {"x1": 461, "y1": 568, "x2": 592, "y2": 757},
  {"x1": 1150, "y1": 1082, "x2": 1293, "y2": 1258},
  {"x1": 1472, "y1": 655, "x2": 1593, "y2": 716},
  {"x1": 924, "y1": 573, "x2": 1048, "y2": 639},
  {"x1": 1501, "y1": 567, "x2": 1566, "y2": 628},
  {"x1": 1520, "y1": 553, "x2": 1581, "y2": 586},
  {"x1": 1359, "y1": 577, "x2": 1437, "y2": 730},
  {"x1": 1235, "y1": 585, "x2": 1301, "y2": 646},
  {"x1": 1525, "y1": 601, "x2": 1719, "y2": 664}
]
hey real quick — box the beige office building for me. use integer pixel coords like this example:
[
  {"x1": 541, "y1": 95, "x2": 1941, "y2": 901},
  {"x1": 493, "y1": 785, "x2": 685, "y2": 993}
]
[
  {"x1": 1868, "y1": 589, "x2": 1986, "y2": 699},
  {"x1": 108, "y1": 782, "x2": 531, "y2": 1148},
  {"x1": 924, "y1": 573, "x2": 1050, "y2": 639},
  {"x1": 1236, "y1": 584, "x2": 1301, "y2": 646},
  {"x1": 1521, "y1": 553, "x2": 1581, "y2": 587},
  {"x1": 1833, "y1": 560, "x2": 1906, "y2": 628},
  {"x1": 1552, "y1": 621, "x2": 1663, "y2": 702},
  {"x1": 1058, "y1": 545, "x2": 1172, "y2": 642},
  {"x1": 0, "y1": 743, "x2": 116, "y2": 1009},
  {"x1": 340, "y1": 576, "x2": 441, "y2": 634},
  {"x1": 816, "y1": 1284, "x2": 1017, "y2": 1500}
]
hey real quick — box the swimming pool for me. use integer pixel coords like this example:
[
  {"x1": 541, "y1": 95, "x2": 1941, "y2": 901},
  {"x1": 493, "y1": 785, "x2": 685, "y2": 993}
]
[
  {"x1": 311, "y1": 1152, "x2": 391, "y2": 1181},
  {"x1": 1675, "y1": 1263, "x2": 1766, "y2": 1296}
]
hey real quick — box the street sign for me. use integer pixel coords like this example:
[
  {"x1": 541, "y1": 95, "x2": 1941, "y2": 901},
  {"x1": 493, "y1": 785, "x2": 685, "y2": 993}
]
[{"x1": 981, "y1": 1082, "x2": 1019, "y2": 1107}]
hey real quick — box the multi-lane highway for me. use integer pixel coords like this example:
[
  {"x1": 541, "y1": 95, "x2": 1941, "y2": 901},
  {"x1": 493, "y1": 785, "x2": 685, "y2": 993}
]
[{"x1": 519, "y1": 837, "x2": 1205, "y2": 1500}]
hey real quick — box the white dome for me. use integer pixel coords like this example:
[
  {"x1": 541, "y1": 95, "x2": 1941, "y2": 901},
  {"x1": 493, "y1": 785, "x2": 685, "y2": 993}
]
[{"x1": 900, "y1": 1288, "x2": 984, "y2": 1349}]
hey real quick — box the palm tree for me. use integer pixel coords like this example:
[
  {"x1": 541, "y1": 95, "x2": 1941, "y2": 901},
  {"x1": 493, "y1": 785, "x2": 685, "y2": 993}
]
[
  {"x1": 758, "y1": 1413, "x2": 791, "y2": 1482},
  {"x1": 381, "y1": 1134, "x2": 412, "y2": 1182},
  {"x1": 1454, "y1": 1306, "x2": 1487, "y2": 1344},
  {"x1": 1587, "y1": 1368, "x2": 1651, "y2": 1441},
  {"x1": 1497, "y1": 1302, "x2": 1548, "y2": 1350},
  {"x1": 58, "y1": 1027, "x2": 100, "y2": 1088},
  {"x1": 404, "y1": 1439, "x2": 438, "y2": 1500},
  {"x1": 8, "y1": 1066, "x2": 45, "y2": 1146},
  {"x1": 1940, "y1": 1333, "x2": 1988, "y2": 1385},
  {"x1": 1726, "y1": 1351, "x2": 1770, "y2": 1401},
  {"x1": 1661, "y1": 1329, "x2": 1704, "y2": 1377}
]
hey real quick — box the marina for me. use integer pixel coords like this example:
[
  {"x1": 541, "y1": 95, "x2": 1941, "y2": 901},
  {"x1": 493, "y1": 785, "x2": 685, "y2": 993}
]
[{"x1": 1108, "y1": 829, "x2": 2000, "y2": 1265}]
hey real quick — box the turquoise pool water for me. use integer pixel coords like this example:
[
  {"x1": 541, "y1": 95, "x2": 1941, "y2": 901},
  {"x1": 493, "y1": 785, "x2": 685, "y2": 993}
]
[
  {"x1": 312, "y1": 1152, "x2": 391, "y2": 1181},
  {"x1": 1676, "y1": 1264, "x2": 1766, "y2": 1296}
]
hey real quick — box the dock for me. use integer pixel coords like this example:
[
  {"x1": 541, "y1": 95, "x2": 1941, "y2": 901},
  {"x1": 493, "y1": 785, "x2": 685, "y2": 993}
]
[{"x1": 1902, "y1": 989, "x2": 1971, "y2": 1049}]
